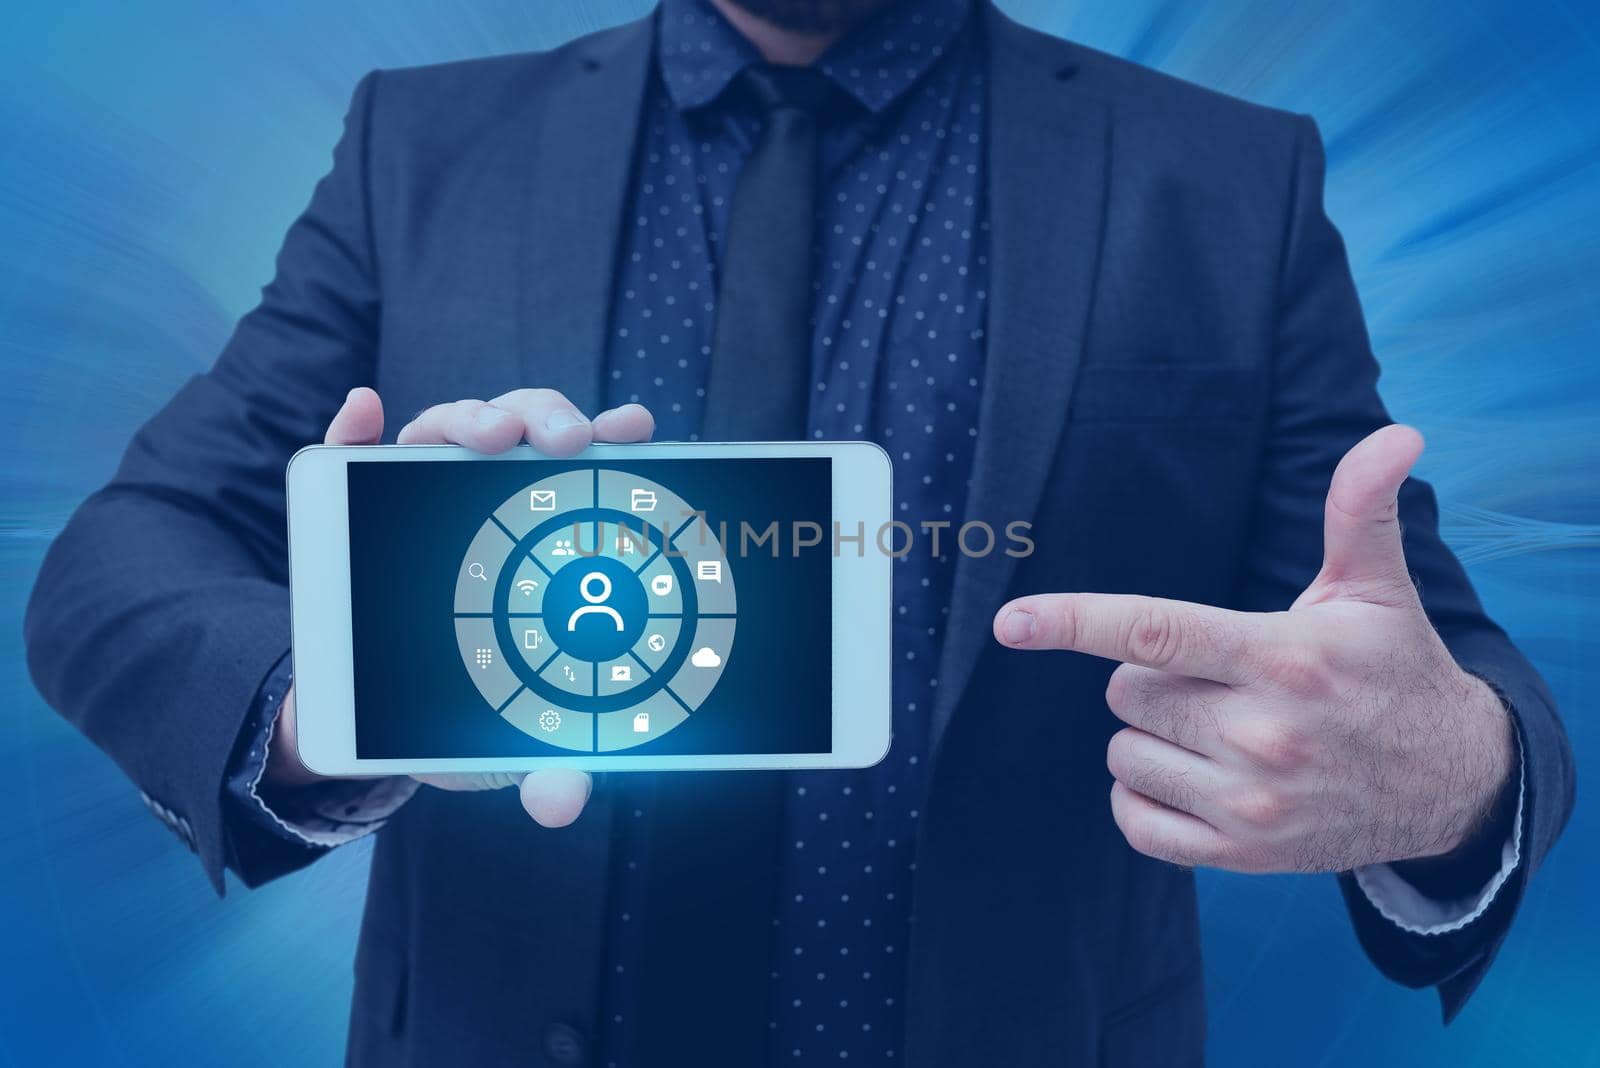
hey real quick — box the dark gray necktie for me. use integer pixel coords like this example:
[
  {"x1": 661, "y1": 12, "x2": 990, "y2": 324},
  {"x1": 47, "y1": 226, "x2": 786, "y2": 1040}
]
[
  {"x1": 633, "y1": 64, "x2": 849, "y2": 1060},
  {"x1": 702, "y1": 64, "x2": 845, "y2": 441}
]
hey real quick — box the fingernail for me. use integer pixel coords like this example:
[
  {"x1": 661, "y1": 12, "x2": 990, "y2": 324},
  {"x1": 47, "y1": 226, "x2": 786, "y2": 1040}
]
[
  {"x1": 547, "y1": 409, "x2": 588, "y2": 432},
  {"x1": 476, "y1": 405, "x2": 511, "y2": 427},
  {"x1": 1001, "y1": 608, "x2": 1036, "y2": 644}
]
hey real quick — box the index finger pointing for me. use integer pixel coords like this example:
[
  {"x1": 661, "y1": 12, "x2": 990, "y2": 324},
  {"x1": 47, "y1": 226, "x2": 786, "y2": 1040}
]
[{"x1": 995, "y1": 592, "x2": 1269, "y2": 685}]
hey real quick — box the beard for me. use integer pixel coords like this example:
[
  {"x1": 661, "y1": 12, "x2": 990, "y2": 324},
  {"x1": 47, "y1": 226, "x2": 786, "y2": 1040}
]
[{"x1": 724, "y1": 0, "x2": 894, "y2": 34}]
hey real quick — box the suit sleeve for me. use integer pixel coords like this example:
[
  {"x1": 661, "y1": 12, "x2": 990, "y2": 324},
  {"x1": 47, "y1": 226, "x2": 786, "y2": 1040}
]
[
  {"x1": 1234, "y1": 115, "x2": 1575, "y2": 1021},
  {"x1": 23, "y1": 71, "x2": 386, "y2": 895}
]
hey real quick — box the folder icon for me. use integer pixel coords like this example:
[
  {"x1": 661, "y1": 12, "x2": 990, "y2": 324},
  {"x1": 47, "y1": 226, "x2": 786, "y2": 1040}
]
[{"x1": 530, "y1": 489, "x2": 557, "y2": 511}]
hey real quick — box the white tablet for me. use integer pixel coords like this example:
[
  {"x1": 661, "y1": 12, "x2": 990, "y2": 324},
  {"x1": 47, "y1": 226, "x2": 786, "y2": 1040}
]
[{"x1": 286, "y1": 442, "x2": 893, "y2": 775}]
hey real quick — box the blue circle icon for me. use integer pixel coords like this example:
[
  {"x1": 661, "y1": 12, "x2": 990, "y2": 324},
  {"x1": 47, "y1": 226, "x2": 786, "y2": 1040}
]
[{"x1": 542, "y1": 555, "x2": 647, "y2": 662}]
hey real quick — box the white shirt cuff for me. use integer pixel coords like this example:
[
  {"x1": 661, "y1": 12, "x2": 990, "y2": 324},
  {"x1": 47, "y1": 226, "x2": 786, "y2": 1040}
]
[
  {"x1": 1351, "y1": 743, "x2": 1525, "y2": 935},
  {"x1": 246, "y1": 706, "x2": 419, "y2": 848}
]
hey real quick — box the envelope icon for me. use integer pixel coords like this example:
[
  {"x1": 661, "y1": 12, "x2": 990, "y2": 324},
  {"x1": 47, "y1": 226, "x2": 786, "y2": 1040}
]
[{"x1": 530, "y1": 489, "x2": 557, "y2": 512}]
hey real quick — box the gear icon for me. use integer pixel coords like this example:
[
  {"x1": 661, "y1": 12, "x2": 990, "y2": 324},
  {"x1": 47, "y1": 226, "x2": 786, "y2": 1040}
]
[{"x1": 537, "y1": 708, "x2": 562, "y2": 733}]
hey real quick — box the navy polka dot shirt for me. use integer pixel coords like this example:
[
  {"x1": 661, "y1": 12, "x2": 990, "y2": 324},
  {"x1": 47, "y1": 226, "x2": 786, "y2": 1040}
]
[{"x1": 601, "y1": 0, "x2": 986, "y2": 1062}]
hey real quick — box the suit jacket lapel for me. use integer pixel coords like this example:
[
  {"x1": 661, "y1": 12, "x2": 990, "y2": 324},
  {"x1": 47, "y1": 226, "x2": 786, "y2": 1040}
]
[
  {"x1": 930, "y1": 6, "x2": 1112, "y2": 752},
  {"x1": 518, "y1": 14, "x2": 655, "y2": 412}
]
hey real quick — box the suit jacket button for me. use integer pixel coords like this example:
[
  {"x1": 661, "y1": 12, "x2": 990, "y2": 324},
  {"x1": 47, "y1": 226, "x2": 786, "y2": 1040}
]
[{"x1": 540, "y1": 1022, "x2": 587, "y2": 1066}]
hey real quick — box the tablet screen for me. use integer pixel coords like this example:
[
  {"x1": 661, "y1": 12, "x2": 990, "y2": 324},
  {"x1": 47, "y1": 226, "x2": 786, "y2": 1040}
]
[{"x1": 345, "y1": 457, "x2": 833, "y2": 758}]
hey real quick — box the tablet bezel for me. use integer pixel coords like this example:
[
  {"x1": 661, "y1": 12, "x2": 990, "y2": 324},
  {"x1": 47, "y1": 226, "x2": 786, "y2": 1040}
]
[{"x1": 287, "y1": 441, "x2": 892, "y2": 775}]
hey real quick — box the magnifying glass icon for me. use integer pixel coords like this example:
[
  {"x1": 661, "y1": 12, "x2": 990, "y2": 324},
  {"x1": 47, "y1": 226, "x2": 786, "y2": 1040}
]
[{"x1": 467, "y1": 562, "x2": 487, "y2": 581}]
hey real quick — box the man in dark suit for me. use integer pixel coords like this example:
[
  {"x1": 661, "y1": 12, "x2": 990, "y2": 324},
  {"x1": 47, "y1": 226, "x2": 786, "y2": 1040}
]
[{"x1": 25, "y1": 0, "x2": 1573, "y2": 1064}]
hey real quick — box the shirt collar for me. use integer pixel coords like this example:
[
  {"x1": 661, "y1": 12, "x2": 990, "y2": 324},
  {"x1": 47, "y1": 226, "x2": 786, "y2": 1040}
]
[{"x1": 656, "y1": 0, "x2": 973, "y2": 116}]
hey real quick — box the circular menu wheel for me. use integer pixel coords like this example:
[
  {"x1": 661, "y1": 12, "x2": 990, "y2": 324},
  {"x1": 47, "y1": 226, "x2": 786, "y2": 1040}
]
[{"x1": 453, "y1": 468, "x2": 737, "y2": 751}]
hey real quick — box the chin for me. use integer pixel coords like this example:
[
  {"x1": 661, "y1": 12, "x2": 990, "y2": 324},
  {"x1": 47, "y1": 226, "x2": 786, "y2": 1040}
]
[{"x1": 724, "y1": 0, "x2": 892, "y2": 35}]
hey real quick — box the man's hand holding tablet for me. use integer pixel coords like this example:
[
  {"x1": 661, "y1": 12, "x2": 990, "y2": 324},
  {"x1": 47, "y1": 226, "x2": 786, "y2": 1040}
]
[
  {"x1": 272, "y1": 386, "x2": 654, "y2": 826},
  {"x1": 280, "y1": 388, "x2": 893, "y2": 827}
]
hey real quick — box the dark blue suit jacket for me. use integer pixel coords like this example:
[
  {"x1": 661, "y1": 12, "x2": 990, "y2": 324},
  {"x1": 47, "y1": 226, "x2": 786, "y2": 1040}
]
[{"x1": 25, "y1": 6, "x2": 1573, "y2": 1066}]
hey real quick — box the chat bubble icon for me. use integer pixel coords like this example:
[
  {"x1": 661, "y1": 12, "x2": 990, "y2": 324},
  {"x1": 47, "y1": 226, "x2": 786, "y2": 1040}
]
[
  {"x1": 651, "y1": 574, "x2": 673, "y2": 596},
  {"x1": 696, "y1": 560, "x2": 722, "y2": 583}
]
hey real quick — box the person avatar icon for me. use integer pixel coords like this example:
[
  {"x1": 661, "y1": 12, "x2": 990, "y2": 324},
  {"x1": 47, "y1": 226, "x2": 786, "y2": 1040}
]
[{"x1": 566, "y1": 570, "x2": 625, "y2": 632}]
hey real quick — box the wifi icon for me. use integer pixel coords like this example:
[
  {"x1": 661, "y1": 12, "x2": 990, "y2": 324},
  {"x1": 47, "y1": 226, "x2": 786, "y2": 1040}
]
[{"x1": 516, "y1": 579, "x2": 539, "y2": 596}]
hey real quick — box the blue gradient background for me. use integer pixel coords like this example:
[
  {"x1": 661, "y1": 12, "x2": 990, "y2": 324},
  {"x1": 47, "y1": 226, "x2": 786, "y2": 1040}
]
[{"x1": 1, "y1": 2, "x2": 1594, "y2": 1064}]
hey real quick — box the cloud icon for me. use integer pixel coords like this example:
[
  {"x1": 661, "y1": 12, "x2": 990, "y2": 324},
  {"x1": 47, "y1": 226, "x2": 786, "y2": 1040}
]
[{"x1": 690, "y1": 646, "x2": 722, "y2": 668}]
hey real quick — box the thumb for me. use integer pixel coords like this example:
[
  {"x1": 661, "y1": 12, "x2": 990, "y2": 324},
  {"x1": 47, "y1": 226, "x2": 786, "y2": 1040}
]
[
  {"x1": 324, "y1": 386, "x2": 385, "y2": 445},
  {"x1": 519, "y1": 768, "x2": 593, "y2": 828},
  {"x1": 1314, "y1": 424, "x2": 1424, "y2": 606}
]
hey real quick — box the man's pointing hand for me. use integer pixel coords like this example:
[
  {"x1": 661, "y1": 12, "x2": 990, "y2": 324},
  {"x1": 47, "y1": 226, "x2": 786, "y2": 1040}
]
[{"x1": 994, "y1": 425, "x2": 1515, "y2": 873}]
